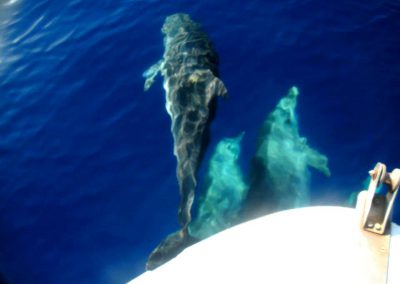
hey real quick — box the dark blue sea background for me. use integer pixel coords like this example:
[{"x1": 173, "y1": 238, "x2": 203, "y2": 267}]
[{"x1": 0, "y1": 0, "x2": 399, "y2": 283}]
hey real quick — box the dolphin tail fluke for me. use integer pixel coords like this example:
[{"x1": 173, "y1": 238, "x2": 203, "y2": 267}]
[
  {"x1": 145, "y1": 229, "x2": 198, "y2": 271},
  {"x1": 305, "y1": 146, "x2": 331, "y2": 177},
  {"x1": 143, "y1": 59, "x2": 163, "y2": 91},
  {"x1": 145, "y1": 175, "x2": 198, "y2": 270}
]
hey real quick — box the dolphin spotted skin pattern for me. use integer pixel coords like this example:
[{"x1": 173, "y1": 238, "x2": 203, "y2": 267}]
[{"x1": 143, "y1": 13, "x2": 227, "y2": 269}]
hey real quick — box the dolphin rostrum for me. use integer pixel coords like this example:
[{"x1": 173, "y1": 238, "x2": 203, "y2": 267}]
[{"x1": 143, "y1": 13, "x2": 227, "y2": 269}]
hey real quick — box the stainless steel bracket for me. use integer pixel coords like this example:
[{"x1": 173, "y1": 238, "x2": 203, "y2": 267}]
[
  {"x1": 356, "y1": 162, "x2": 400, "y2": 284},
  {"x1": 361, "y1": 163, "x2": 400, "y2": 235}
]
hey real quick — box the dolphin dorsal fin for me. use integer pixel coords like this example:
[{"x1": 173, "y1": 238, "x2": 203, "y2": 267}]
[{"x1": 143, "y1": 59, "x2": 163, "y2": 91}]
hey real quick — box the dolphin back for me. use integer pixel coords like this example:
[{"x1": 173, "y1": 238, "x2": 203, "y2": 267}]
[{"x1": 144, "y1": 13, "x2": 228, "y2": 270}]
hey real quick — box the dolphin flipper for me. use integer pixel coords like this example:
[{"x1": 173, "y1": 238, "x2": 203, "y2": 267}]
[
  {"x1": 305, "y1": 146, "x2": 331, "y2": 177},
  {"x1": 207, "y1": 75, "x2": 228, "y2": 98},
  {"x1": 143, "y1": 59, "x2": 163, "y2": 91}
]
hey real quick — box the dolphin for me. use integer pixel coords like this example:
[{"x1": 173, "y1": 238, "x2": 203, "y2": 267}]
[
  {"x1": 244, "y1": 86, "x2": 330, "y2": 219},
  {"x1": 143, "y1": 13, "x2": 227, "y2": 269},
  {"x1": 189, "y1": 133, "x2": 247, "y2": 240}
]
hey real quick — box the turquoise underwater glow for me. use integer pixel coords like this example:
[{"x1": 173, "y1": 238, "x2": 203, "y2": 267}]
[
  {"x1": 190, "y1": 87, "x2": 331, "y2": 239},
  {"x1": 189, "y1": 133, "x2": 247, "y2": 239},
  {"x1": 247, "y1": 87, "x2": 330, "y2": 212}
]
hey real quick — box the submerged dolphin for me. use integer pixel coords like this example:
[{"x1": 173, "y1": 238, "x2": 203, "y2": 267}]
[
  {"x1": 189, "y1": 133, "x2": 247, "y2": 240},
  {"x1": 244, "y1": 87, "x2": 330, "y2": 219},
  {"x1": 143, "y1": 13, "x2": 227, "y2": 269}
]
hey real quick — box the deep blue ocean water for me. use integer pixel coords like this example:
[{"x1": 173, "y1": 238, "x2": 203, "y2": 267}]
[{"x1": 0, "y1": 0, "x2": 399, "y2": 283}]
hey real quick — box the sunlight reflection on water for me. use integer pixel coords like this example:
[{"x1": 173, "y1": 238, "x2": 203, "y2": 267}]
[{"x1": 0, "y1": 0, "x2": 19, "y2": 71}]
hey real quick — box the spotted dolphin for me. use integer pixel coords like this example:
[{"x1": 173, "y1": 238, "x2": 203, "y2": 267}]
[
  {"x1": 244, "y1": 87, "x2": 330, "y2": 219},
  {"x1": 189, "y1": 133, "x2": 247, "y2": 240},
  {"x1": 143, "y1": 13, "x2": 227, "y2": 269}
]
